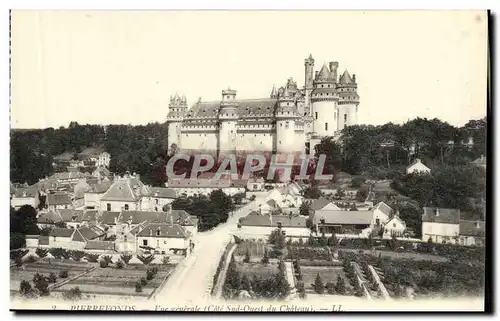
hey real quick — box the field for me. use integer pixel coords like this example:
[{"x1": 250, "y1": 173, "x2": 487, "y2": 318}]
[
  {"x1": 10, "y1": 259, "x2": 94, "y2": 292},
  {"x1": 54, "y1": 264, "x2": 174, "y2": 298},
  {"x1": 300, "y1": 266, "x2": 354, "y2": 295}
]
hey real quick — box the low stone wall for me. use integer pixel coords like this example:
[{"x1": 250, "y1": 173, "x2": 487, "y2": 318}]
[
  {"x1": 148, "y1": 269, "x2": 174, "y2": 300},
  {"x1": 49, "y1": 266, "x2": 97, "y2": 290},
  {"x1": 212, "y1": 243, "x2": 237, "y2": 299},
  {"x1": 368, "y1": 265, "x2": 391, "y2": 300}
]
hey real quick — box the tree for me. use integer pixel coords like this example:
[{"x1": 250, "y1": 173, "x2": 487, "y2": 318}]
[
  {"x1": 137, "y1": 254, "x2": 155, "y2": 265},
  {"x1": 70, "y1": 250, "x2": 85, "y2": 262},
  {"x1": 34, "y1": 275, "x2": 50, "y2": 296},
  {"x1": 20, "y1": 280, "x2": 34, "y2": 297},
  {"x1": 335, "y1": 276, "x2": 346, "y2": 294},
  {"x1": 243, "y1": 248, "x2": 251, "y2": 263},
  {"x1": 299, "y1": 201, "x2": 311, "y2": 217},
  {"x1": 99, "y1": 260, "x2": 109, "y2": 268},
  {"x1": 314, "y1": 273, "x2": 325, "y2": 294},
  {"x1": 47, "y1": 273, "x2": 57, "y2": 283},
  {"x1": 326, "y1": 282, "x2": 336, "y2": 294},
  {"x1": 10, "y1": 205, "x2": 40, "y2": 250},
  {"x1": 268, "y1": 229, "x2": 286, "y2": 249},
  {"x1": 35, "y1": 248, "x2": 48, "y2": 258},
  {"x1": 116, "y1": 260, "x2": 125, "y2": 269},
  {"x1": 63, "y1": 287, "x2": 82, "y2": 300},
  {"x1": 303, "y1": 186, "x2": 322, "y2": 199},
  {"x1": 120, "y1": 253, "x2": 133, "y2": 264},
  {"x1": 261, "y1": 247, "x2": 269, "y2": 264},
  {"x1": 162, "y1": 256, "x2": 170, "y2": 265},
  {"x1": 85, "y1": 253, "x2": 100, "y2": 263},
  {"x1": 135, "y1": 281, "x2": 143, "y2": 293}
]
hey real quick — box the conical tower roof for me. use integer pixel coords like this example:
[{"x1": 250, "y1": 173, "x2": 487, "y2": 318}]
[
  {"x1": 270, "y1": 85, "x2": 277, "y2": 98},
  {"x1": 339, "y1": 70, "x2": 353, "y2": 84},
  {"x1": 316, "y1": 63, "x2": 331, "y2": 81},
  {"x1": 282, "y1": 86, "x2": 291, "y2": 98}
]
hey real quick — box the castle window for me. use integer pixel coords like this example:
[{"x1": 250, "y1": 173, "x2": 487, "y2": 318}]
[
  {"x1": 325, "y1": 123, "x2": 328, "y2": 131},
  {"x1": 315, "y1": 112, "x2": 318, "y2": 120},
  {"x1": 280, "y1": 123, "x2": 282, "y2": 127},
  {"x1": 124, "y1": 204, "x2": 129, "y2": 211},
  {"x1": 285, "y1": 122, "x2": 289, "y2": 129},
  {"x1": 344, "y1": 114, "x2": 347, "y2": 122}
]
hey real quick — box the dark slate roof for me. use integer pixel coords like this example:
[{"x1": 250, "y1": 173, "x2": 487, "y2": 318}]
[
  {"x1": 167, "y1": 210, "x2": 198, "y2": 227},
  {"x1": 13, "y1": 186, "x2": 38, "y2": 198},
  {"x1": 310, "y1": 197, "x2": 332, "y2": 211},
  {"x1": 136, "y1": 223, "x2": 190, "y2": 239},
  {"x1": 84, "y1": 241, "x2": 116, "y2": 251},
  {"x1": 339, "y1": 69, "x2": 354, "y2": 84},
  {"x1": 39, "y1": 236, "x2": 49, "y2": 245},
  {"x1": 81, "y1": 210, "x2": 98, "y2": 222},
  {"x1": 37, "y1": 210, "x2": 63, "y2": 224},
  {"x1": 49, "y1": 228, "x2": 75, "y2": 238},
  {"x1": 240, "y1": 213, "x2": 307, "y2": 228},
  {"x1": 72, "y1": 227, "x2": 102, "y2": 242},
  {"x1": 314, "y1": 210, "x2": 373, "y2": 225},
  {"x1": 119, "y1": 211, "x2": 162, "y2": 224},
  {"x1": 47, "y1": 193, "x2": 72, "y2": 206},
  {"x1": 459, "y1": 220, "x2": 485, "y2": 237},
  {"x1": 374, "y1": 202, "x2": 394, "y2": 217},
  {"x1": 58, "y1": 209, "x2": 84, "y2": 222},
  {"x1": 150, "y1": 187, "x2": 177, "y2": 199},
  {"x1": 100, "y1": 177, "x2": 151, "y2": 202},
  {"x1": 99, "y1": 211, "x2": 121, "y2": 225},
  {"x1": 49, "y1": 171, "x2": 89, "y2": 181},
  {"x1": 422, "y1": 207, "x2": 460, "y2": 225},
  {"x1": 184, "y1": 98, "x2": 278, "y2": 120}
]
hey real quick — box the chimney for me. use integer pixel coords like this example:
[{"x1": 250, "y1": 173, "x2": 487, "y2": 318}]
[
  {"x1": 315, "y1": 71, "x2": 319, "y2": 79},
  {"x1": 435, "y1": 208, "x2": 440, "y2": 217},
  {"x1": 149, "y1": 228, "x2": 152, "y2": 236},
  {"x1": 329, "y1": 61, "x2": 338, "y2": 80}
]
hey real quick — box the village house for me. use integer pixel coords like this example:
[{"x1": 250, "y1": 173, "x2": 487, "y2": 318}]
[
  {"x1": 136, "y1": 222, "x2": 192, "y2": 255},
  {"x1": 309, "y1": 197, "x2": 342, "y2": 211},
  {"x1": 84, "y1": 240, "x2": 117, "y2": 253},
  {"x1": 46, "y1": 192, "x2": 73, "y2": 210},
  {"x1": 140, "y1": 187, "x2": 177, "y2": 212},
  {"x1": 98, "y1": 211, "x2": 121, "y2": 235},
  {"x1": 92, "y1": 166, "x2": 111, "y2": 181},
  {"x1": 100, "y1": 173, "x2": 152, "y2": 212},
  {"x1": 166, "y1": 172, "x2": 245, "y2": 197},
  {"x1": 382, "y1": 212, "x2": 407, "y2": 238},
  {"x1": 372, "y1": 201, "x2": 394, "y2": 227},
  {"x1": 115, "y1": 221, "x2": 149, "y2": 253},
  {"x1": 246, "y1": 177, "x2": 265, "y2": 191},
  {"x1": 458, "y1": 220, "x2": 485, "y2": 246},
  {"x1": 406, "y1": 158, "x2": 431, "y2": 175},
  {"x1": 84, "y1": 179, "x2": 112, "y2": 210},
  {"x1": 97, "y1": 152, "x2": 111, "y2": 168},
  {"x1": 48, "y1": 171, "x2": 90, "y2": 184},
  {"x1": 310, "y1": 209, "x2": 373, "y2": 237},
  {"x1": 47, "y1": 226, "x2": 105, "y2": 250},
  {"x1": 421, "y1": 207, "x2": 460, "y2": 244},
  {"x1": 11, "y1": 186, "x2": 40, "y2": 210},
  {"x1": 237, "y1": 212, "x2": 309, "y2": 239}
]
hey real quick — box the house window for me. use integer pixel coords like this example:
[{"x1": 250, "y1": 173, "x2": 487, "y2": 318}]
[
  {"x1": 393, "y1": 223, "x2": 396, "y2": 227},
  {"x1": 143, "y1": 240, "x2": 148, "y2": 246},
  {"x1": 156, "y1": 240, "x2": 160, "y2": 246},
  {"x1": 124, "y1": 204, "x2": 129, "y2": 210},
  {"x1": 325, "y1": 123, "x2": 328, "y2": 131},
  {"x1": 315, "y1": 112, "x2": 318, "y2": 120},
  {"x1": 107, "y1": 203, "x2": 111, "y2": 211},
  {"x1": 155, "y1": 199, "x2": 159, "y2": 205}
]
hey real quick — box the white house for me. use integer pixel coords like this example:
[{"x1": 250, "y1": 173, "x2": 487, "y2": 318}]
[
  {"x1": 309, "y1": 197, "x2": 341, "y2": 212},
  {"x1": 458, "y1": 220, "x2": 485, "y2": 246},
  {"x1": 247, "y1": 177, "x2": 265, "y2": 191},
  {"x1": 406, "y1": 159, "x2": 431, "y2": 175},
  {"x1": 97, "y1": 152, "x2": 111, "y2": 168},
  {"x1": 11, "y1": 186, "x2": 40, "y2": 210},
  {"x1": 372, "y1": 201, "x2": 394, "y2": 227},
  {"x1": 84, "y1": 180, "x2": 112, "y2": 210},
  {"x1": 421, "y1": 207, "x2": 460, "y2": 244},
  {"x1": 140, "y1": 187, "x2": 177, "y2": 212},
  {"x1": 136, "y1": 223, "x2": 191, "y2": 255},
  {"x1": 100, "y1": 173, "x2": 151, "y2": 212},
  {"x1": 382, "y1": 213, "x2": 407, "y2": 237},
  {"x1": 46, "y1": 192, "x2": 73, "y2": 210}
]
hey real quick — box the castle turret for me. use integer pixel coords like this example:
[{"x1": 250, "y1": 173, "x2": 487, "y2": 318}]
[
  {"x1": 270, "y1": 85, "x2": 278, "y2": 99},
  {"x1": 218, "y1": 88, "x2": 239, "y2": 154},
  {"x1": 166, "y1": 93, "x2": 188, "y2": 152},
  {"x1": 276, "y1": 87, "x2": 300, "y2": 153},
  {"x1": 304, "y1": 54, "x2": 315, "y2": 110},
  {"x1": 310, "y1": 63, "x2": 339, "y2": 146},
  {"x1": 337, "y1": 69, "x2": 359, "y2": 130}
]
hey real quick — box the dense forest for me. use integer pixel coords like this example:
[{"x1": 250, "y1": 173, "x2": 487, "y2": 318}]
[{"x1": 10, "y1": 117, "x2": 486, "y2": 187}]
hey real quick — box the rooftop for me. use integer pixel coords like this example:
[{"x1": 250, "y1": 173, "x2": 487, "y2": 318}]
[{"x1": 422, "y1": 207, "x2": 460, "y2": 225}]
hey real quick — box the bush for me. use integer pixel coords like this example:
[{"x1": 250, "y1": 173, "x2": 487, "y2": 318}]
[
  {"x1": 19, "y1": 280, "x2": 33, "y2": 297},
  {"x1": 135, "y1": 281, "x2": 143, "y2": 293},
  {"x1": 59, "y1": 270, "x2": 69, "y2": 278},
  {"x1": 120, "y1": 254, "x2": 133, "y2": 264},
  {"x1": 335, "y1": 276, "x2": 346, "y2": 294},
  {"x1": 249, "y1": 195, "x2": 256, "y2": 201},
  {"x1": 70, "y1": 250, "x2": 86, "y2": 262},
  {"x1": 243, "y1": 248, "x2": 251, "y2": 263},
  {"x1": 34, "y1": 276, "x2": 50, "y2": 296},
  {"x1": 63, "y1": 287, "x2": 82, "y2": 300},
  {"x1": 326, "y1": 282, "x2": 336, "y2": 294},
  {"x1": 162, "y1": 256, "x2": 170, "y2": 265},
  {"x1": 61, "y1": 249, "x2": 71, "y2": 259},
  {"x1": 137, "y1": 254, "x2": 155, "y2": 265},
  {"x1": 48, "y1": 272, "x2": 57, "y2": 283},
  {"x1": 49, "y1": 248, "x2": 65, "y2": 259},
  {"x1": 146, "y1": 269, "x2": 155, "y2": 280},
  {"x1": 35, "y1": 248, "x2": 48, "y2": 258},
  {"x1": 33, "y1": 273, "x2": 44, "y2": 283},
  {"x1": 314, "y1": 273, "x2": 325, "y2": 294},
  {"x1": 140, "y1": 278, "x2": 148, "y2": 286},
  {"x1": 99, "y1": 260, "x2": 109, "y2": 268},
  {"x1": 85, "y1": 253, "x2": 100, "y2": 263},
  {"x1": 102, "y1": 255, "x2": 113, "y2": 264},
  {"x1": 116, "y1": 260, "x2": 125, "y2": 269}
]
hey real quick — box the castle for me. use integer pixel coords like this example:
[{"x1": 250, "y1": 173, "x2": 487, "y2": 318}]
[{"x1": 166, "y1": 54, "x2": 359, "y2": 156}]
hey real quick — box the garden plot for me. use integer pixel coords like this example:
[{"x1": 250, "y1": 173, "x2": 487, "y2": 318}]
[
  {"x1": 234, "y1": 241, "x2": 269, "y2": 257},
  {"x1": 53, "y1": 264, "x2": 174, "y2": 298},
  {"x1": 301, "y1": 266, "x2": 353, "y2": 295},
  {"x1": 235, "y1": 261, "x2": 278, "y2": 279}
]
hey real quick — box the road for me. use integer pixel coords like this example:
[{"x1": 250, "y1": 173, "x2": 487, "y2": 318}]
[{"x1": 155, "y1": 195, "x2": 266, "y2": 305}]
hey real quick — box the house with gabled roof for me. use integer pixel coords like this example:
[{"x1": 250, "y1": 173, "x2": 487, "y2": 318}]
[
  {"x1": 458, "y1": 220, "x2": 485, "y2": 246},
  {"x1": 11, "y1": 186, "x2": 40, "y2": 210},
  {"x1": 140, "y1": 187, "x2": 177, "y2": 212},
  {"x1": 421, "y1": 207, "x2": 460, "y2": 244},
  {"x1": 406, "y1": 159, "x2": 431, "y2": 175},
  {"x1": 238, "y1": 211, "x2": 309, "y2": 239},
  {"x1": 382, "y1": 211, "x2": 407, "y2": 238},
  {"x1": 99, "y1": 173, "x2": 152, "y2": 212},
  {"x1": 309, "y1": 197, "x2": 341, "y2": 211},
  {"x1": 136, "y1": 222, "x2": 192, "y2": 255},
  {"x1": 372, "y1": 201, "x2": 394, "y2": 227},
  {"x1": 84, "y1": 179, "x2": 112, "y2": 210},
  {"x1": 46, "y1": 192, "x2": 73, "y2": 210}
]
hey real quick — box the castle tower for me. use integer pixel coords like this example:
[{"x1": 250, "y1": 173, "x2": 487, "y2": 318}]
[
  {"x1": 310, "y1": 63, "x2": 339, "y2": 143},
  {"x1": 276, "y1": 87, "x2": 300, "y2": 153},
  {"x1": 166, "y1": 93, "x2": 188, "y2": 152},
  {"x1": 304, "y1": 54, "x2": 315, "y2": 111},
  {"x1": 337, "y1": 70, "x2": 360, "y2": 130},
  {"x1": 218, "y1": 88, "x2": 239, "y2": 155}
]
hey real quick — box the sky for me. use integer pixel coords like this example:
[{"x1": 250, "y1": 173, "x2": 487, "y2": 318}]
[{"x1": 10, "y1": 10, "x2": 488, "y2": 129}]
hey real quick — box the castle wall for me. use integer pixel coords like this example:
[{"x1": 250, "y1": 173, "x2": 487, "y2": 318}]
[
  {"x1": 312, "y1": 100, "x2": 337, "y2": 136},
  {"x1": 235, "y1": 132, "x2": 274, "y2": 152},
  {"x1": 168, "y1": 122, "x2": 182, "y2": 148},
  {"x1": 181, "y1": 131, "x2": 218, "y2": 151},
  {"x1": 337, "y1": 103, "x2": 357, "y2": 130}
]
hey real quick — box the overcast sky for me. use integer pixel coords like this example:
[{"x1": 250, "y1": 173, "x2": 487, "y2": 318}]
[{"x1": 11, "y1": 10, "x2": 488, "y2": 129}]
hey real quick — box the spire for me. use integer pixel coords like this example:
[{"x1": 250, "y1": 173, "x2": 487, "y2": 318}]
[
  {"x1": 316, "y1": 63, "x2": 331, "y2": 81},
  {"x1": 308, "y1": 53, "x2": 313, "y2": 60},
  {"x1": 270, "y1": 85, "x2": 277, "y2": 98},
  {"x1": 339, "y1": 70, "x2": 353, "y2": 84}
]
